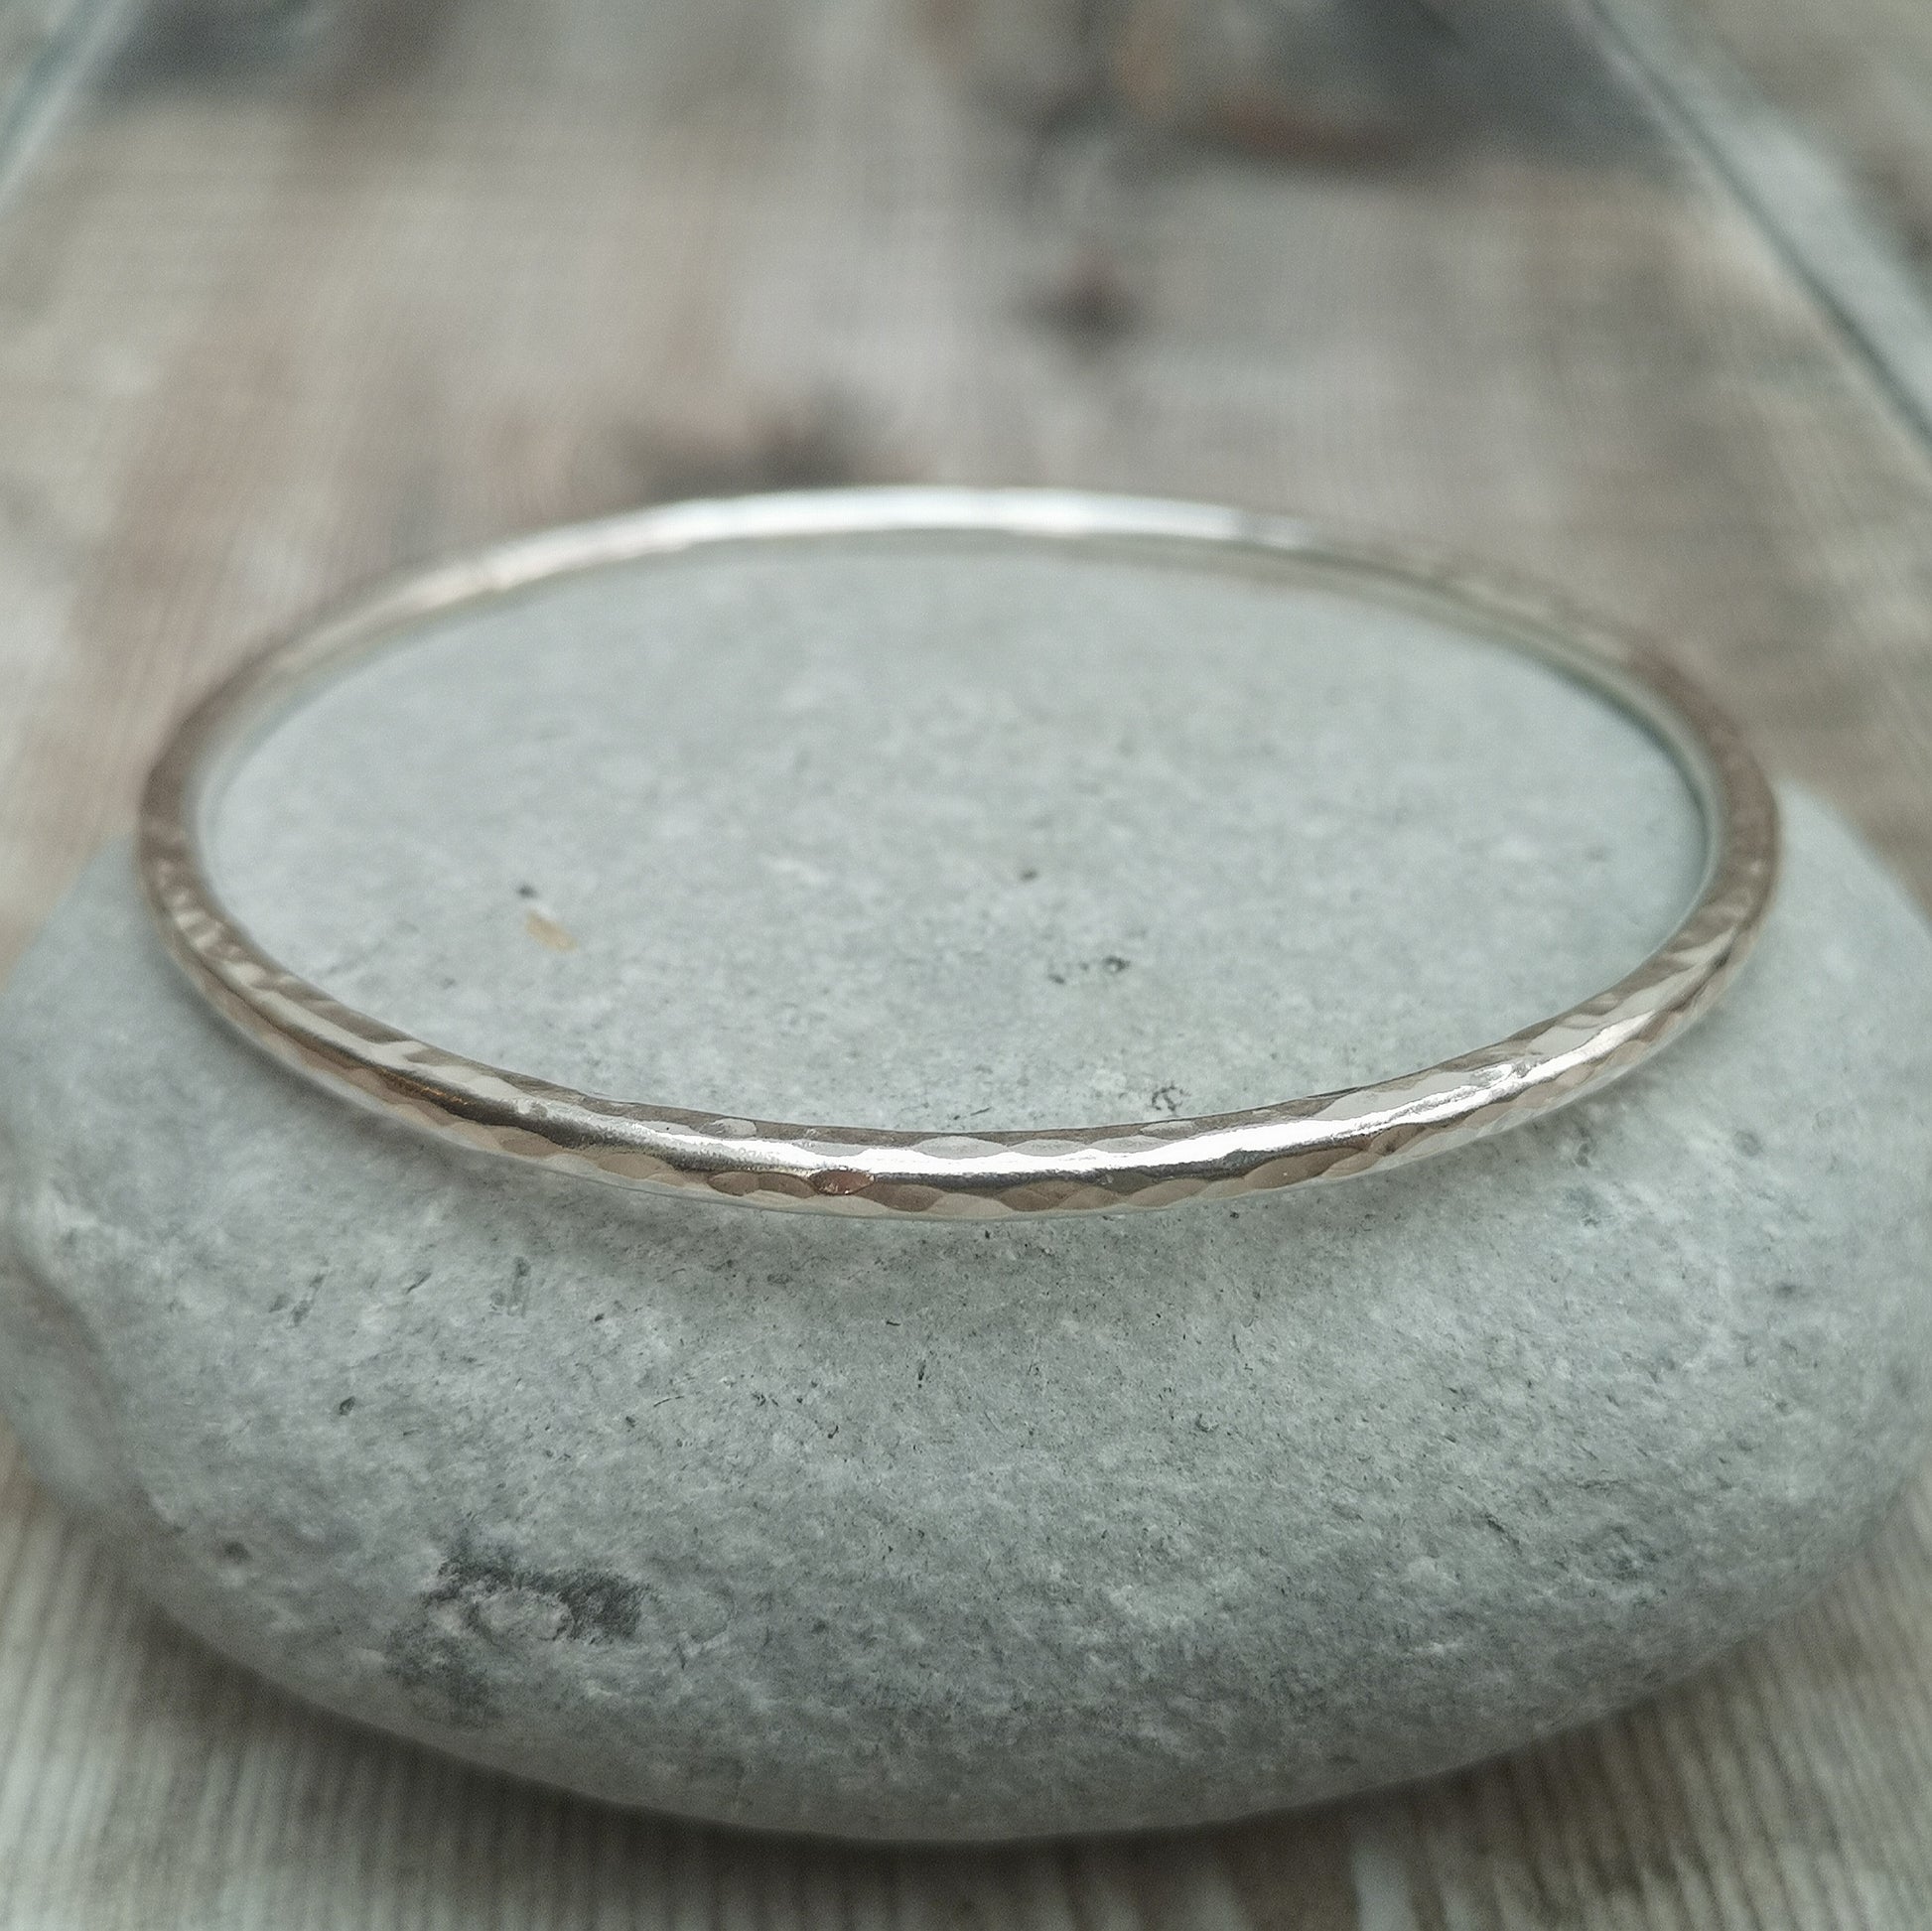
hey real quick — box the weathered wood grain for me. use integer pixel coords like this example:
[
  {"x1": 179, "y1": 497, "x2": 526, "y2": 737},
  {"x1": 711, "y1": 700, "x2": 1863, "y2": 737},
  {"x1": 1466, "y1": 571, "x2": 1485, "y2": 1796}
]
[
  {"x1": 1669, "y1": 0, "x2": 1932, "y2": 279},
  {"x1": 1589, "y1": 0, "x2": 1932, "y2": 499},
  {"x1": 3, "y1": 0, "x2": 1932, "y2": 1923},
  {"x1": 0, "y1": 0, "x2": 114, "y2": 151}
]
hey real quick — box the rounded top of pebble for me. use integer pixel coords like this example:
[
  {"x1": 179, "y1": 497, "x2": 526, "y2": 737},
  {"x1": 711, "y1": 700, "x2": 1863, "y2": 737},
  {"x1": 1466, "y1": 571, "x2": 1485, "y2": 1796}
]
[{"x1": 211, "y1": 529, "x2": 1702, "y2": 1129}]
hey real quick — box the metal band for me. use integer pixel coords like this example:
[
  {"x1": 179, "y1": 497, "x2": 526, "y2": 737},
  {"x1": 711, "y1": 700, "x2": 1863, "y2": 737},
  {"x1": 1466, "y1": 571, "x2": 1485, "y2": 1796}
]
[{"x1": 138, "y1": 487, "x2": 1780, "y2": 1218}]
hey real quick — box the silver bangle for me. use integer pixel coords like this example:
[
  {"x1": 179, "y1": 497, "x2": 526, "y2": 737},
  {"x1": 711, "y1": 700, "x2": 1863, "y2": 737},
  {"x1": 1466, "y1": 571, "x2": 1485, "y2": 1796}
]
[{"x1": 139, "y1": 487, "x2": 1780, "y2": 1218}]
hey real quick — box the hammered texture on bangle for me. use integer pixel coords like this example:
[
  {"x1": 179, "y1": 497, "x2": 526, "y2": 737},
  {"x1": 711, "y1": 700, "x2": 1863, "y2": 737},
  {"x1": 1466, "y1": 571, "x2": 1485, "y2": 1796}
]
[{"x1": 137, "y1": 488, "x2": 1780, "y2": 1219}]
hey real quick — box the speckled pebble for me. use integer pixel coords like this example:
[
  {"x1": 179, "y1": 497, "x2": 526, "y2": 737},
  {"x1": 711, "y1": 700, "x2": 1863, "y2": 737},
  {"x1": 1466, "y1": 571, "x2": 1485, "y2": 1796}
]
[{"x1": 1, "y1": 535, "x2": 1929, "y2": 1841}]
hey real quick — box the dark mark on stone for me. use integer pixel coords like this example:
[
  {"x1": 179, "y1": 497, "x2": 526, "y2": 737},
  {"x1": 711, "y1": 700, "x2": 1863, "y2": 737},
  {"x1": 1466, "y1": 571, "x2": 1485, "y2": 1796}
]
[
  {"x1": 494, "y1": 1256, "x2": 532, "y2": 1315},
  {"x1": 384, "y1": 1616, "x2": 496, "y2": 1729},
  {"x1": 1048, "y1": 954, "x2": 1133, "y2": 986},
  {"x1": 1583, "y1": 1521, "x2": 1658, "y2": 1586},
  {"x1": 443, "y1": 1539, "x2": 642, "y2": 1641},
  {"x1": 384, "y1": 1532, "x2": 646, "y2": 1730},
  {"x1": 337, "y1": 1396, "x2": 355, "y2": 1416},
  {"x1": 1482, "y1": 1511, "x2": 1524, "y2": 1553}
]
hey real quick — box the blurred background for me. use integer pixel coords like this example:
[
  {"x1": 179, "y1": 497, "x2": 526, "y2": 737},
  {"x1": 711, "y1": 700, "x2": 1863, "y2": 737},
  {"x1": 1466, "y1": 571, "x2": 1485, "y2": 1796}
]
[{"x1": 2, "y1": 0, "x2": 1932, "y2": 1922}]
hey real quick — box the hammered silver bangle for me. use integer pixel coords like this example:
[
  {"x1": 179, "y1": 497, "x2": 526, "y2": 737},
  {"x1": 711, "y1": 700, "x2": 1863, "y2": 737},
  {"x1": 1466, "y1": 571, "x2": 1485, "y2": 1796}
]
[{"x1": 138, "y1": 487, "x2": 1780, "y2": 1218}]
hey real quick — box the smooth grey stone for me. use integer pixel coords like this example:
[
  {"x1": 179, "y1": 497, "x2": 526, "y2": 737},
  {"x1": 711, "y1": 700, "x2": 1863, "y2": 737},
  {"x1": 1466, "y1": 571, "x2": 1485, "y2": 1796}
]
[{"x1": 1, "y1": 534, "x2": 1929, "y2": 1843}]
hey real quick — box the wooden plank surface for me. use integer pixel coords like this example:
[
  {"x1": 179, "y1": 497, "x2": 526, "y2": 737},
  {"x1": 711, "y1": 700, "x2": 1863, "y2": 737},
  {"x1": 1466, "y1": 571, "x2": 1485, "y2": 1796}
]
[
  {"x1": 1667, "y1": 0, "x2": 1932, "y2": 278},
  {"x1": 3, "y1": 0, "x2": 1932, "y2": 1922}
]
